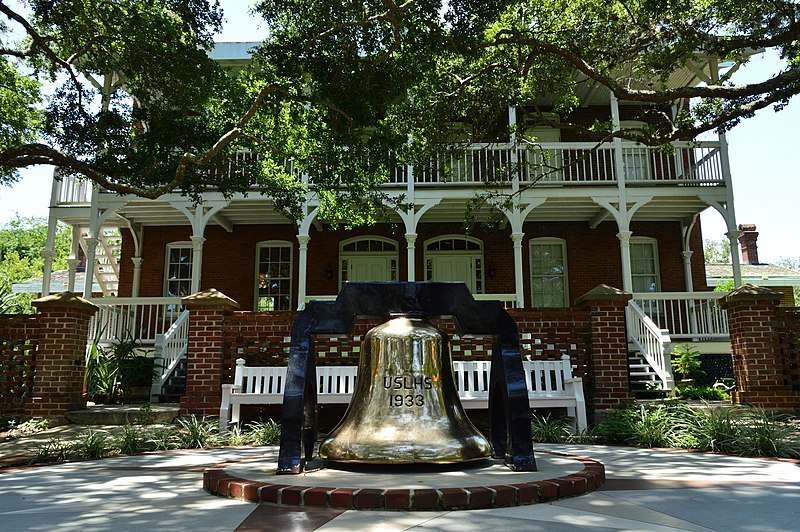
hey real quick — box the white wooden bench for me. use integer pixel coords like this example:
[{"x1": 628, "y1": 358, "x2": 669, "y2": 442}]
[{"x1": 219, "y1": 355, "x2": 587, "y2": 433}]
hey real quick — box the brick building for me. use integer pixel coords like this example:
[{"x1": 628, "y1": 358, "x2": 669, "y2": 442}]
[{"x1": 26, "y1": 43, "x2": 797, "y2": 419}]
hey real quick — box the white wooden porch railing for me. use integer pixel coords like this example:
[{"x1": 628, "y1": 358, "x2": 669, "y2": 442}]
[
  {"x1": 630, "y1": 292, "x2": 729, "y2": 341},
  {"x1": 151, "y1": 309, "x2": 190, "y2": 400},
  {"x1": 52, "y1": 171, "x2": 92, "y2": 205},
  {"x1": 387, "y1": 141, "x2": 724, "y2": 187},
  {"x1": 87, "y1": 297, "x2": 184, "y2": 345},
  {"x1": 626, "y1": 300, "x2": 674, "y2": 391}
]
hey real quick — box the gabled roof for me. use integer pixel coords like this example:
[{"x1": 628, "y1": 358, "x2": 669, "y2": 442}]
[
  {"x1": 11, "y1": 270, "x2": 102, "y2": 295},
  {"x1": 705, "y1": 263, "x2": 800, "y2": 287}
]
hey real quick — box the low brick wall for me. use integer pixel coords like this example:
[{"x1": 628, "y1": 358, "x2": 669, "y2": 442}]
[
  {"x1": 777, "y1": 307, "x2": 800, "y2": 392},
  {"x1": 0, "y1": 314, "x2": 39, "y2": 416}
]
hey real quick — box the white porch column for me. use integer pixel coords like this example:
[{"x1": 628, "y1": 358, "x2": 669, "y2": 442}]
[
  {"x1": 41, "y1": 216, "x2": 59, "y2": 295},
  {"x1": 726, "y1": 230, "x2": 743, "y2": 288},
  {"x1": 82, "y1": 237, "x2": 100, "y2": 298},
  {"x1": 190, "y1": 235, "x2": 205, "y2": 293},
  {"x1": 617, "y1": 230, "x2": 634, "y2": 292},
  {"x1": 296, "y1": 234, "x2": 311, "y2": 310},
  {"x1": 131, "y1": 257, "x2": 144, "y2": 297},
  {"x1": 681, "y1": 250, "x2": 695, "y2": 292},
  {"x1": 405, "y1": 233, "x2": 417, "y2": 281},
  {"x1": 66, "y1": 258, "x2": 78, "y2": 292},
  {"x1": 66, "y1": 225, "x2": 81, "y2": 292},
  {"x1": 511, "y1": 232, "x2": 525, "y2": 308}
]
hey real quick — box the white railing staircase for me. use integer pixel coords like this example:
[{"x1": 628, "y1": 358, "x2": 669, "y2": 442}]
[
  {"x1": 151, "y1": 309, "x2": 190, "y2": 402},
  {"x1": 79, "y1": 227, "x2": 122, "y2": 296},
  {"x1": 627, "y1": 300, "x2": 674, "y2": 392}
]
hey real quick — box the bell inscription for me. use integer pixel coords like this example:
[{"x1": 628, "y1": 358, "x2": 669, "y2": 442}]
[{"x1": 318, "y1": 315, "x2": 492, "y2": 463}]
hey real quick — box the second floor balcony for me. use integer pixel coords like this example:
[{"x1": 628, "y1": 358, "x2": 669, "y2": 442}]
[{"x1": 52, "y1": 140, "x2": 726, "y2": 207}]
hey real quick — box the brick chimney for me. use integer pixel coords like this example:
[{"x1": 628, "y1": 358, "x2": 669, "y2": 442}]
[{"x1": 738, "y1": 224, "x2": 760, "y2": 265}]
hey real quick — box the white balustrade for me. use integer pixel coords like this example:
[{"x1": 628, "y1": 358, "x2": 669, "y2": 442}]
[
  {"x1": 631, "y1": 292, "x2": 729, "y2": 340},
  {"x1": 88, "y1": 297, "x2": 184, "y2": 345}
]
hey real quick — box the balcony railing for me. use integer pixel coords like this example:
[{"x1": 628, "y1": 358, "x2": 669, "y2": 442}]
[{"x1": 53, "y1": 141, "x2": 726, "y2": 206}]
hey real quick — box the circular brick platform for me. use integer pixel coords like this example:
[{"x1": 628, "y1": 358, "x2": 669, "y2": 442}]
[{"x1": 203, "y1": 450, "x2": 604, "y2": 510}]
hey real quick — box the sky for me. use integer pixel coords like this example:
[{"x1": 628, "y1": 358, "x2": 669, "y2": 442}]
[{"x1": 1, "y1": 3, "x2": 798, "y2": 264}]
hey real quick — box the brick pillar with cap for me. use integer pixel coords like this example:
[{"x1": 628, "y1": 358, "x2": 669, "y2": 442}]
[
  {"x1": 720, "y1": 284, "x2": 799, "y2": 410},
  {"x1": 31, "y1": 292, "x2": 98, "y2": 418},
  {"x1": 577, "y1": 285, "x2": 634, "y2": 416},
  {"x1": 180, "y1": 289, "x2": 240, "y2": 415}
]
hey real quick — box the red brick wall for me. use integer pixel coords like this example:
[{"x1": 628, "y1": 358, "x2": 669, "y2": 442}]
[
  {"x1": 777, "y1": 307, "x2": 800, "y2": 392},
  {"x1": 723, "y1": 292, "x2": 799, "y2": 410},
  {"x1": 29, "y1": 306, "x2": 95, "y2": 417},
  {"x1": 582, "y1": 299, "x2": 634, "y2": 409},
  {"x1": 119, "y1": 219, "x2": 706, "y2": 310},
  {"x1": 0, "y1": 315, "x2": 39, "y2": 416}
]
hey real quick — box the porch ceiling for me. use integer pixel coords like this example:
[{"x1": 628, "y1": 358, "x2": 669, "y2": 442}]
[{"x1": 82, "y1": 189, "x2": 718, "y2": 230}]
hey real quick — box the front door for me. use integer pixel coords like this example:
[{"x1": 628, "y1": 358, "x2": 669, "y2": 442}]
[
  {"x1": 428, "y1": 255, "x2": 477, "y2": 293},
  {"x1": 346, "y1": 255, "x2": 394, "y2": 282}
]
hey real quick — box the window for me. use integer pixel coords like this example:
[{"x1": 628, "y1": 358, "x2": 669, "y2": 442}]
[
  {"x1": 339, "y1": 237, "x2": 398, "y2": 287},
  {"x1": 255, "y1": 241, "x2": 293, "y2": 311},
  {"x1": 619, "y1": 121, "x2": 650, "y2": 180},
  {"x1": 630, "y1": 238, "x2": 660, "y2": 292},
  {"x1": 164, "y1": 243, "x2": 193, "y2": 298},
  {"x1": 529, "y1": 238, "x2": 568, "y2": 308},
  {"x1": 424, "y1": 236, "x2": 484, "y2": 294}
]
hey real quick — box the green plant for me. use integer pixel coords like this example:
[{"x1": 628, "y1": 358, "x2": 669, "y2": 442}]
[
  {"x1": 734, "y1": 410, "x2": 800, "y2": 458},
  {"x1": 225, "y1": 425, "x2": 251, "y2": 446},
  {"x1": 246, "y1": 419, "x2": 282, "y2": 445},
  {"x1": 591, "y1": 402, "x2": 640, "y2": 444},
  {"x1": 530, "y1": 414, "x2": 571, "y2": 443},
  {"x1": 85, "y1": 332, "x2": 158, "y2": 404},
  {"x1": 28, "y1": 438, "x2": 74, "y2": 464},
  {"x1": 630, "y1": 405, "x2": 681, "y2": 448},
  {"x1": 133, "y1": 403, "x2": 157, "y2": 426},
  {"x1": 681, "y1": 405, "x2": 739, "y2": 454},
  {"x1": 675, "y1": 385, "x2": 730, "y2": 401},
  {"x1": 670, "y1": 343, "x2": 704, "y2": 381},
  {"x1": 147, "y1": 427, "x2": 178, "y2": 451},
  {"x1": 175, "y1": 415, "x2": 220, "y2": 449},
  {"x1": 73, "y1": 430, "x2": 113, "y2": 459},
  {"x1": 116, "y1": 425, "x2": 152, "y2": 455}
]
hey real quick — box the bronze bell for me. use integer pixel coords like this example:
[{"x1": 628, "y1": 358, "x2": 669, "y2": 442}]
[{"x1": 319, "y1": 315, "x2": 492, "y2": 463}]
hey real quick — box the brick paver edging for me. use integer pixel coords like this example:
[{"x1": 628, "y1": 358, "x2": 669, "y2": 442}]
[{"x1": 203, "y1": 452, "x2": 605, "y2": 510}]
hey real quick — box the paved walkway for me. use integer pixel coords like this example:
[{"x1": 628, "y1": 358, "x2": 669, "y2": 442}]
[{"x1": 0, "y1": 438, "x2": 798, "y2": 531}]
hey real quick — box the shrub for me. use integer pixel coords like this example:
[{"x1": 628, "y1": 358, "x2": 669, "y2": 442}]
[
  {"x1": 73, "y1": 431, "x2": 113, "y2": 459},
  {"x1": 116, "y1": 425, "x2": 153, "y2": 455},
  {"x1": 530, "y1": 414, "x2": 571, "y2": 443},
  {"x1": 670, "y1": 343, "x2": 704, "y2": 381},
  {"x1": 680, "y1": 405, "x2": 739, "y2": 454},
  {"x1": 247, "y1": 419, "x2": 282, "y2": 445},
  {"x1": 734, "y1": 410, "x2": 800, "y2": 458},
  {"x1": 174, "y1": 415, "x2": 220, "y2": 449},
  {"x1": 29, "y1": 438, "x2": 74, "y2": 464},
  {"x1": 675, "y1": 385, "x2": 729, "y2": 401}
]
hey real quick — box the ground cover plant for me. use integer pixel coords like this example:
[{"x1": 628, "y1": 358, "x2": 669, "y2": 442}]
[
  {"x1": 27, "y1": 409, "x2": 284, "y2": 465},
  {"x1": 591, "y1": 402, "x2": 800, "y2": 458}
]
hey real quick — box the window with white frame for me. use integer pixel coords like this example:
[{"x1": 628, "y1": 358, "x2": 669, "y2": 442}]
[
  {"x1": 255, "y1": 241, "x2": 293, "y2": 311},
  {"x1": 630, "y1": 237, "x2": 660, "y2": 292},
  {"x1": 529, "y1": 238, "x2": 569, "y2": 308},
  {"x1": 164, "y1": 243, "x2": 193, "y2": 298}
]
